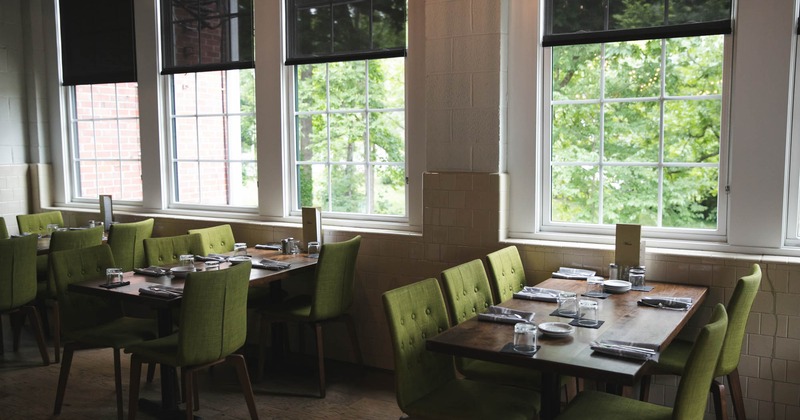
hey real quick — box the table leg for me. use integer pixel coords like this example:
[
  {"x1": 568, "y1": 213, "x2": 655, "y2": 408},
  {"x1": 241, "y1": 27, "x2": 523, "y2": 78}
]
[
  {"x1": 540, "y1": 372, "x2": 561, "y2": 420},
  {"x1": 138, "y1": 307, "x2": 183, "y2": 418}
]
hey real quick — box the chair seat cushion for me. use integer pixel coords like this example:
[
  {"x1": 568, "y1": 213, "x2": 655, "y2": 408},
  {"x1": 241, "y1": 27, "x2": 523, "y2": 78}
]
[
  {"x1": 124, "y1": 333, "x2": 181, "y2": 366},
  {"x1": 64, "y1": 317, "x2": 158, "y2": 349},
  {"x1": 557, "y1": 390, "x2": 672, "y2": 420},
  {"x1": 653, "y1": 338, "x2": 693, "y2": 376},
  {"x1": 405, "y1": 377, "x2": 539, "y2": 420},
  {"x1": 261, "y1": 294, "x2": 313, "y2": 321}
]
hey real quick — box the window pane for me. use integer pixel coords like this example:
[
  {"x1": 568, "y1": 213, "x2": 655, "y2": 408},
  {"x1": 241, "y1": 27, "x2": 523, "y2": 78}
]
[
  {"x1": 173, "y1": 73, "x2": 197, "y2": 115},
  {"x1": 197, "y1": 116, "x2": 226, "y2": 159},
  {"x1": 552, "y1": 103, "x2": 600, "y2": 162},
  {"x1": 297, "y1": 164, "x2": 330, "y2": 210},
  {"x1": 329, "y1": 61, "x2": 366, "y2": 110},
  {"x1": 551, "y1": 165, "x2": 600, "y2": 223},
  {"x1": 552, "y1": 44, "x2": 601, "y2": 101},
  {"x1": 76, "y1": 121, "x2": 96, "y2": 159},
  {"x1": 369, "y1": 57, "x2": 405, "y2": 109},
  {"x1": 663, "y1": 167, "x2": 718, "y2": 228},
  {"x1": 330, "y1": 112, "x2": 366, "y2": 162},
  {"x1": 605, "y1": 102, "x2": 660, "y2": 162},
  {"x1": 331, "y1": 164, "x2": 366, "y2": 213},
  {"x1": 333, "y1": 0, "x2": 371, "y2": 53},
  {"x1": 373, "y1": 165, "x2": 405, "y2": 215},
  {"x1": 196, "y1": 72, "x2": 224, "y2": 114},
  {"x1": 369, "y1": 111, "x2": 404, "y2": 163},
  {"x1": 604, "y1": 40, "x2": 661, "y2": 99},
  {"x1": 296, "y1": 64, "x2": 327, "y2": 112},
  {"x1": 602, "y1": 166, "x2": 659, "y2": 225},
  {"x1": 664, "y1": 99, "x2": 721, "y2": 163},
  {"x1": 199, "y1": 161, "x2": 228, "y2": 205},
  {"x1": 296, "y1": 114, "x2": 328, "y2": 162},
  {"x1": 665, "y1": 36, "x2": 724, "y2": 96},
  {"x1": 174, "y1": 117, "x2": 198, "y2": 159}
]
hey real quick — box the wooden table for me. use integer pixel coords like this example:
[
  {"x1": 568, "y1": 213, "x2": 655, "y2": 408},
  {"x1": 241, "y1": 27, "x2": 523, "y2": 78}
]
[
  {"x1": 425, "y1": 278, "x2": 708, "y2": 420},
  {"x1": 67, "y1": 248, "x2": 317, "y2": 418}
]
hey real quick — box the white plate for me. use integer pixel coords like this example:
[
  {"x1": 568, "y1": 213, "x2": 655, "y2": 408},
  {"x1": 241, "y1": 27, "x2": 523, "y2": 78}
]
[
  {"x1": 604, "y1": 280, "x2": 631, "y2": 293},
  {"x1": 538, "y1": 322, "x2": 574, "y2": 337},
  {"x1": 170, "y1": 266, "x2": 196, "y2": 278},
  {"x1": 228, "y1": 256, "x2": 252, "y2": 264}
]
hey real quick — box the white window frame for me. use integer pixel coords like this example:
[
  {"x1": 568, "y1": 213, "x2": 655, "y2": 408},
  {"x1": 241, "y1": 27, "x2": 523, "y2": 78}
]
[{"x1": 505, "y1": 0, "x2": 799, "y2": 255}]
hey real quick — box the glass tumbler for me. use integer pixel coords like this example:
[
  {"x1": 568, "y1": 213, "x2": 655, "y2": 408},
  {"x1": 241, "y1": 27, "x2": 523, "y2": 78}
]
[
  {"x1": 204, "y1": 260, "x2": 220, "y2": 271},
  {"x1": 179, "y1": 254, "x2": 195, "y2": 270},
  {"x1": 585, "y1": 276, "x2": 605, "y2": 297},
  {"x1": 513, "y1": 322, "x2": 538, "y2": 354},
  {"x1": 629, "y1": 267, "x2": 646, "y2": 287},
  {"x1": 578, "y1": 299, "x2": 599, "y2": 326},
  {"x1": 233, "y1": 243, "x2": 248, "y2": 257},
  {"x1": 307, "y1": 241, "x2": 321, "y2": 258},
  {"x1": 106, "y1": 268, "x2": 124, "y2": 285},
  {"x1": 557, "y1": 291, "x2": 578, "y2": 317},
  {"x1": 46, "y1": 223, "x2": 59, "y2": 237}
]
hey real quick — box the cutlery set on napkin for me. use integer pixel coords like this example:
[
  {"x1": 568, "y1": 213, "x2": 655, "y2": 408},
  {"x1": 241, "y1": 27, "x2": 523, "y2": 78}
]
[
  {"x1": 513, "y1": 286, "x2": 561, "y2": 302},
  {"x1": 638, "y1": 296, "x2": 693, "y2": 310},
  {"x1": 138, "y1": 285, "x2": 183, "y2": 299},
  {"x1": 590, "y1": 340, "x2": 659, "y2": 361},
  {"x1": 252, "y1": 258, "x2": 291, "y2": 271},
  {"x1": 477, "y1": 306, "x2": 535, "y2": 324}
]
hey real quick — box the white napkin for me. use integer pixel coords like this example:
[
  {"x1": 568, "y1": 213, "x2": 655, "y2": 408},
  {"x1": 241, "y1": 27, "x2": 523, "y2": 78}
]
[
  {"x1": 513, "y1": 286, "x2": 560, "y2": 302},
  {"x1": 638, "y1": 296, "x2": 693, "y2": 310},
  {"x1": 477, "y1": 306, "x2": 535, "y2": 324}
]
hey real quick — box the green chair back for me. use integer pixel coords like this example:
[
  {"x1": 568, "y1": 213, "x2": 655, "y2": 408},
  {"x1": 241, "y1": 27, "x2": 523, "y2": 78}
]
[
  {"x1": 716, "y1": 263, "x2": 761, "y2": 376},
  {"x1": 17, "y1": 211, "x2": 64, "y2": 235},
  {"x1": 178, "y1": 261, "x2": 251, "y2": 366},
  {"x1": 486, "y1": 246, "x2": 527, "y2": 303},
  {"x1": 188, "y1": 224, "x2": 236, "y2": 255},
  {"x1": 382, "y1": 278, "x2": 456, "y2": 413},
  {"x1": 143, "y1": 233, "x2": 204, "y2": 266},
  {"x1": 42, "y1": 226, "x2": 105, "y2": 298},
  {"x1": 672, "y1": 303, "x2": 729, "y2": 420},
  {"x1": 49, "y1": 244, "x2": 123, "y2": 334},
  {"x1": 441, "y1": 259, "x2": 493, "y2": 326},
  {"x1": 107, "y1": 218, "x2": 155, "y2": 271},
  {"x1": 0, "y1": 216, "x2": 8, "y2": 239},
  {"x1": 309, "y1": 235, "x2": 361, "y2": 321},
  {"x1": 0, "y1": 235, "x2": 38, "y2": 311}
]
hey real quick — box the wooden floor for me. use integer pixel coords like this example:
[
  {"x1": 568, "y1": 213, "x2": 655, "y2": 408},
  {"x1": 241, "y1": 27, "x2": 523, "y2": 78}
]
[{"x1": 0, "y1": 316, "x2": 403, "y2": 419}]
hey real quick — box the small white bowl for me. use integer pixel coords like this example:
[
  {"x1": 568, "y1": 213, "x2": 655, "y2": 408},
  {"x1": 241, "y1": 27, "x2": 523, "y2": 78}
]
[{"x1": 170, "y1": 266, "x2": 196, "y2": 278}]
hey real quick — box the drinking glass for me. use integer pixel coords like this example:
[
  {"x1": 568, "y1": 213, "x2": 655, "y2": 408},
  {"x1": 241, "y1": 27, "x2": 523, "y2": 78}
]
[
  {"x1": 307, "y1": 241, "x2": 321, "y2": 258},
  {"x1": 46, "y1": 223, "x2": 59, "y2": 237},
  {"x1": 557, "y1": 291, "x2": 578, "y2": 317},
  {"x1": 578, "y1": 299, "x2": 599, "y2": 326},
  {"x1": 585, "y1": 276, "x2": 605, "y2": 297},
  {"x1": 513, "y1": 322, "x2": 538, "y2": 354},
  {"x1": 204, "y1": 260, "x2": 220, "y2": 271},
  {"x1": 106, "y1": 268, "x2": 124, "y2": 285},
  {"x1": 629, "y1": 267, "x2": 646, "y2": 287},
  {"x1": 233, "y1": 243, "x2": 248, "y2": 257},
  {"x1": 290, "y1": 241, "x2": 301, "y2": 255},
  {"x1": 179, "y1": 254, "x2": 195, "y2": 270}
]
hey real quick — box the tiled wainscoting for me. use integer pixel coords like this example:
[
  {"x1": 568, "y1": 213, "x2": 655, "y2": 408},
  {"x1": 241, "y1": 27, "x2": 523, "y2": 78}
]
[
  {"x1": 57, "y1": 171, "x2": 800, "y2": 419},
  {"x1": 0, "y1": 164, "x2": 29, "y2": 235}
]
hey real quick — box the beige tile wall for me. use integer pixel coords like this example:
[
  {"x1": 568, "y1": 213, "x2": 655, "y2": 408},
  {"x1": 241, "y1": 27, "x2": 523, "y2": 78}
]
[{"x1": 0, "y1": 164, "x2": 29, "y2": 235}]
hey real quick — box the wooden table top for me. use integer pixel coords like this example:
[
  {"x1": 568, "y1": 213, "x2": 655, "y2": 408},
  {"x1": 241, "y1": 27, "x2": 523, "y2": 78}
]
[
  {"x1": 67, "y1": 248, "x2": 318, "y2": 308},
  {"x1": 425, "y1": 278, "x2": 708, "y2": 385}
]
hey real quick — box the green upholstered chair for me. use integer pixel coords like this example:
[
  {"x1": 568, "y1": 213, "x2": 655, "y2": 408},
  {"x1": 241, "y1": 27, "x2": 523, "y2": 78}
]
[
  {"x1": 50, "y1": 245, "x2": 158, "y2": 420},
  {"x1": 486, "y1": 246, "x2": 528, "y2": 303},
  {"x1": 17, "y1": 210, "x2": 64, "y2": 236},
  {"x1": 0, "y1": 234, "x2": 49, "y2": 365},
  {"x1": 641, "y1": 264, "x2": 762, "y2": 420},
  {"x1": 383, "y1": 278, "x2": 540, "y2": 419},
  {"x1": 107, "y1": 218, "x2": 155, "y2": 272},
  {"x1": 40, "y1": 225, "x2": 105, "y2": 363},
  {"x1": 256, "y1": 235, "x2": 363, "y2": 397},
  {"x1": 440, "y1": 259, "x2": 546, "y2": 390},
  {"x1": 0, "y1": 216, "x2": 8, "y2": 238},
  {"x1": 557, "y1": 303, "x2": 729, "y2": 420},
  {"x1": 143, "y1": 233, "x2": 204, "y2": 266},
  {"x1": 125, "y1": 261, "x2": 258, "y2": 420},
  {"x1": 188, "y1": 224, "x2": 236, "y2": 256}
]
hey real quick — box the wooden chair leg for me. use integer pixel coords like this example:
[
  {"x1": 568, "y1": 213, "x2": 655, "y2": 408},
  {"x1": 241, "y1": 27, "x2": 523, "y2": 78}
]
[
  {"x1": 711, "y1": 379, "x2": 728, "y2": 420},
  {"x1": 639, "y1": 375, "x2": 651, "y2": 401},
  {"x1": 10, "y1": 310, "x2": 22, "y2": 351},
  {"x1": 182, "y1": 368, "x2": 194, "y2": 420},
  {"x1": 112, "y1": 349, "x2": 124, "y2": 420},
  {"x1": 52, "y1": 300, "x2": 61, "y2": 364},
  {"x1": 728, "y1": 369, "x2": 747, "y2": 420},
  {"x1": 22, "y1": 305, "x2": 50, "y2": 365},
  {"x1": 53, "y1": 343, "x2": 75, "y2": 415},
  {"x1": 128, "y1": 355, "x2": 142, "y2": 420},
  {"x1": 313, "y1": 323, "x2": 326, "y2": 398},
  {"x1": 228, "y1": 354, "x2": 259, "y2": 420}
]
